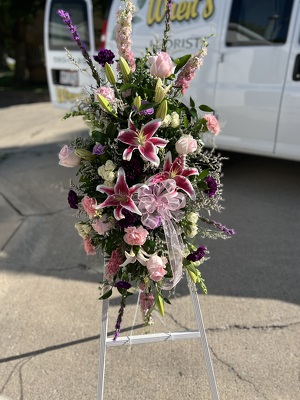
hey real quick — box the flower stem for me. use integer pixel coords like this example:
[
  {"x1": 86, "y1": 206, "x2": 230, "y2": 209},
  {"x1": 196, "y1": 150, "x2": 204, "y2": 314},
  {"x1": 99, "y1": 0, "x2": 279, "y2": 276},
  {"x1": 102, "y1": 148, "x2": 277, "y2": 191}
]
[{"x1": 161, "y1": 1, "x2": 173, "y2": 52}]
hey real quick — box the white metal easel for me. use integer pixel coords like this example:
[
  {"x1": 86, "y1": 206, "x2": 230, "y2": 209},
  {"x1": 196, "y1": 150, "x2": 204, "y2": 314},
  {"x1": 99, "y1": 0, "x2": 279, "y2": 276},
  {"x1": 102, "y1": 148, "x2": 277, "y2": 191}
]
[{"x1": 96, "y1": 273, "x2": 220, "y2": 400}]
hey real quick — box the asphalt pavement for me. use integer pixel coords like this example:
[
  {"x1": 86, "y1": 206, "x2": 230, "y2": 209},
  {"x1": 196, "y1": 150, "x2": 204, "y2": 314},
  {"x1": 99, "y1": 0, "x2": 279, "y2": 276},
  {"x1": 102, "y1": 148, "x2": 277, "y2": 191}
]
[{"x1": 0, "y1": 101, "x2": 299, "y2": 400}]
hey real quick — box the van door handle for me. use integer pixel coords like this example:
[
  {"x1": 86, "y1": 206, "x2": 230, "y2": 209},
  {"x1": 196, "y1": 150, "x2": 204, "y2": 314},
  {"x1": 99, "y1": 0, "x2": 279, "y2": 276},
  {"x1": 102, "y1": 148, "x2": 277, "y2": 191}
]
[{"x1": 293, "y1": 54, "x2": 300, "y2": 81}]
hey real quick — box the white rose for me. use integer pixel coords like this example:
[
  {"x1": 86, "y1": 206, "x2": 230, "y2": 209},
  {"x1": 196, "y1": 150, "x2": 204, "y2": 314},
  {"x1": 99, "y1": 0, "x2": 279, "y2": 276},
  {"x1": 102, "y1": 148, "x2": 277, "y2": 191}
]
[
  {"x1": 162, "y1": 114, "x2": 172, "y2": 127},
  {"x1": 103, "y1": 170, "x2": 115, "y2": 182},
  {"x1": 105, "y1": 160, "x2": 116, "y2": 171},
  {"x1": 175, "y1": 134, "x2": 198, "y2": 154},
  {"x1": 97, "y1": 165, "x2": 105, "y2": 178}
]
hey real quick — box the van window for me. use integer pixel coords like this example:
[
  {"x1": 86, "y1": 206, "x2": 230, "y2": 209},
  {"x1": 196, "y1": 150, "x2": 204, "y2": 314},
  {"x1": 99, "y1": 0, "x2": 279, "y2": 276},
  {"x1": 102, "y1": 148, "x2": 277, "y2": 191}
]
[{"x1": 226, "y1": 0, "x2": 294, "y2": 46}]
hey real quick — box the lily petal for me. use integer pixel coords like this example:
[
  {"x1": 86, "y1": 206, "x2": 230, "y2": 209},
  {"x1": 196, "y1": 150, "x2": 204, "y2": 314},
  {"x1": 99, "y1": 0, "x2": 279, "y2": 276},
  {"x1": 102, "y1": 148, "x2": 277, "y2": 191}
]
[
  {"x1": 117, "y1": 129, "x2": 138, "y2": 145},
  {"x1": 96, "y1": 185, "x2": 115, "y2": 196},
  {"x1": 142, "y1": 118, "x2": 161, "y2": 140},
  {"x1": 174, "y1": 176, "x2": 196, "y2": 200},
  {"x1": 120, "y1": 197, "x2": 142, "y2": 216},
  {"x1": 123, "y1": 146, "x2": 135, "y2": 161},
  {"x1": 114, "y1": 168, "x2": 129, "y2": 194},
  {"x1": 163, "y1": 151, "x2": 172, "y2": 172},
  {"x1": 139, "y1": 141, "x2": 160, "y2": 166},
  {"x1": 150, "y1": 137, "x2": 168, "y2": 147},
  {"x1": 181, "y1": 166, "x2": 199, "y2": 177}
]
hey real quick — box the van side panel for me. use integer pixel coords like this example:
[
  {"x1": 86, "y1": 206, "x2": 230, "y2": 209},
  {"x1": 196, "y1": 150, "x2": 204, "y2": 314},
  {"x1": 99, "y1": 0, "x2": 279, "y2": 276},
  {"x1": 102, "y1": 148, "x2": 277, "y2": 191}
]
[{"x1": 275, "y1": 1, "x2": 300, "y2": 160}]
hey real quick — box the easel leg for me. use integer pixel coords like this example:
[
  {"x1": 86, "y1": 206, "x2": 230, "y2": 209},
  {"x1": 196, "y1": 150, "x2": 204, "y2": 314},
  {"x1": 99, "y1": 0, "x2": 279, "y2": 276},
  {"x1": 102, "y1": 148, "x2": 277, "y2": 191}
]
[
  {"x1": 97, "y1": 298, "x2": 109, "y2": 400},
  {"x1": 187, "y1": 274, "x2": 220, "y2": 400}
]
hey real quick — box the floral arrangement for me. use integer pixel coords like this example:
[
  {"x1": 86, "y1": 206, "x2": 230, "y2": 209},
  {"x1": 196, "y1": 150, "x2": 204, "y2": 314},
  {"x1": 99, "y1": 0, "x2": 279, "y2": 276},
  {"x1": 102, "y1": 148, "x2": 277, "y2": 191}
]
[{"x1": 58, "y1": 0, "x2": 235, "y2": 340}]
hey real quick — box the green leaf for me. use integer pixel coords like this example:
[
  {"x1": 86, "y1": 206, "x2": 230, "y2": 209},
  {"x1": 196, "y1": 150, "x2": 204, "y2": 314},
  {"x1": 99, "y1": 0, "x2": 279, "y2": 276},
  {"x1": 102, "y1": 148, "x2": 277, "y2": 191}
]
[
  {"x1": 189, "y1": 107, "x2": 198, "y2": 119},
  {"x1": 120, "y1": 83, "x2": 139, "y2": 92},
  {"x1": 163, "y1": 297, "x2": 172, "y2": 305},
  {"x1": 199, "y1": 104, "x2": 214, "y2": 113},
  {"x1": 99, "y1": 288, "x2": 112, "y2": 300},
  {"x1": 197, "y1": 181, "x2": 209, "y2": 190},
  {"x1": 199, "y1": 169, "x2": 209, "y2": 179},
  {"x1": 155, "y1": 293, "x2": 165, "y2": 317},
  {"x1": 91, "y1": 130, "x2": 106, "y2": 142},
  {"x1": 190, "y1": 97, "x2": 195, "y2": 108},
  {"x1": 183, "y1": 115, "x2": 189, "y2": 129},
  {"x1": 174, "y1": 54, "x2": 191, "y2": 73},
  {"x1": 106, "y1": 122, "x2": 117, "y2": 139},
  {"x1": 139, "y1": 102, "x2": 157, "y2": 111}
]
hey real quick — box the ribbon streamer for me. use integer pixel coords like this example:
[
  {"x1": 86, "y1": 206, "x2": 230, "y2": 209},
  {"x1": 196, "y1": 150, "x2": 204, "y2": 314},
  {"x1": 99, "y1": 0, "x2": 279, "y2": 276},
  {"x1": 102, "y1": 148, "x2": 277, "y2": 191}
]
[{"x1": 161, "y1": 217, "x2": 184, "y2": 290}]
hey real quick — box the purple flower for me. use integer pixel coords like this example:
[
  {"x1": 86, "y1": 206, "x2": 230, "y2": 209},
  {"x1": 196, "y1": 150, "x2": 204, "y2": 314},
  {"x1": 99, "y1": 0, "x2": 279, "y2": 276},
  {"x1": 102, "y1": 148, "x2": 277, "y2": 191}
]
[
  {"x1": 117, "y1": 209, "x2": 140, "y2": 229},
  {"x1": 67, "y1": 190, "x2": 78, "y2": 209},
  {"x1": 92, "y1": 144, "x2": 106, "y2": 155},
  {"x1": 205, "y1": 176, "x2": 217, "y2": 197},
  {"x1": 115, "y1": 281, "x2": 132, "y2": 290},
  {"x1": 94, "y1": 49, "x2": 115, "y2": 67},
  {"x1": 57, "y1": 9, "x2": 101, "y2": 86},
  {"x1": 187, "y1": 246, "x2": 206, "y2": 262},
  {"x1": 121, "y1": 158, "x2": 143, "y2": 184},
  {"x1": 133, "y1": 101, "x2": 154, "y2": 116}
]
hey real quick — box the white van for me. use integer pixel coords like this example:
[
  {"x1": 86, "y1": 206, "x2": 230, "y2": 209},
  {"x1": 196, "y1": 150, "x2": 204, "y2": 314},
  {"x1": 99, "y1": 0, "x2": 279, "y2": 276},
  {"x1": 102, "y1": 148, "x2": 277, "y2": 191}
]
[{"x1": 105, "y1": 0, "x2": 300, "y2": 161}]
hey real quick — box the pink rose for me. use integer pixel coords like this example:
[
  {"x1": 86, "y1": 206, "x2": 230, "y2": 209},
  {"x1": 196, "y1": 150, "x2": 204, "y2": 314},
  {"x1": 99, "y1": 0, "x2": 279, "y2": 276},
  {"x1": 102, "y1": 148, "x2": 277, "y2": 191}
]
[
  {"x1": 175, "y1": 135, "x2": 198, "y2": 154},
  {"x1": 146, "y1": 254, "x2": 168, "y2": 282},
  {"x1": 203, "y1": 114, "x2": 220, "y2": 135},
  {"x1": 92, "y1": 215, "x2": 114, "y2": 235},
  {"x1": 149, "y1": 52, "x2": 176, "y2": 79},
  {"x1": 58, "y1": 145, "x2": 81, "y2": 168},
  {"x1": 81, "y1": 196, "x2": 97, "y2": 218},
  {"x1": 94, "y1": 86, "x2": 115, "y2": 102},
  {"x1": 123, "y1": 226, "x2": 149, "y2": 246},
  {"x1": 83, "y1": 237, "x2": 96, "y2": 255}
]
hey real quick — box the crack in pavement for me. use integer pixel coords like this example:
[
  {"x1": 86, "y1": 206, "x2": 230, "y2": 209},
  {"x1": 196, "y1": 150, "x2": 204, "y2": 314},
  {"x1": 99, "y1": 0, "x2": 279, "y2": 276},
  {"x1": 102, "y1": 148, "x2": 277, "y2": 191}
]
[
  {"x1": 209, "y1": 346, "x2": 270, "y2": 400},
  {"x1": 206, "y1": 320, "x2": 300, "y2": 333}
]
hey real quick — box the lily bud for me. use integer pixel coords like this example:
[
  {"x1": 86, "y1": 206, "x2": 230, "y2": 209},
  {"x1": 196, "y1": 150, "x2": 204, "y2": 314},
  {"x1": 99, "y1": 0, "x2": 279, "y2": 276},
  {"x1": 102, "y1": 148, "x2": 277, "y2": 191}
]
[
  {"x1": 154, "y1": 80, "x2": 172, "y2": 103},
  {"x1": 104, "y1": 63, "x2": 116, "y2": 85},
  {"x1": 156, "y1": 99, "x2": 168, "y2": 121},
  {"x1": 119, "y1": 56, "x2": 131, "y2": 82},
  {"x1": 74, "y1": 149, "x2": 95, "y2": 161},
  {"x1": 97, "y1": 94, "x2": 113, "y2": 113},
  {"x1": 133, "y1": 96, "x2": 141, "y2": 111}
]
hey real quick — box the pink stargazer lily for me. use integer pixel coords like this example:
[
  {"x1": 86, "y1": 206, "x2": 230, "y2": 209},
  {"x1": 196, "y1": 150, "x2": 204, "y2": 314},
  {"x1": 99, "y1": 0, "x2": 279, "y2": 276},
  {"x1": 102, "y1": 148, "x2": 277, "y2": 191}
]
[
  {"x1": 117, "y1": 117, "x2": 168, "y2": 167},
  {"x1": 148, "y1": 151, "x2": 198, "y2": 200},
  {"x1": 95, "y1": 168, "x2": 142, "y2": 220}
]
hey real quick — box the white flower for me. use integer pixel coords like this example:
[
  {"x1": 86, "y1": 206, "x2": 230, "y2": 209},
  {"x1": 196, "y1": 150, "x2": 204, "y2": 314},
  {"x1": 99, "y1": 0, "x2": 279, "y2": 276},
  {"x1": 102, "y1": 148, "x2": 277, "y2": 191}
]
[
  {"x1": 187, "y1": 225, "x2": 198, "y2": 238},
  {"x1": 162, "y1": 114, "x2": 172, "y2": 127},
  {"x1": 75, "y1": 223, "x2": 92, "y2": 239},
  {"x1": 170, "y1": 112, "x2": 180, "y2": 128},
  {"x1": 186, "y1": 212, "x2": 199, "y2": 224},
  {"x1": 105, "y1": 160, "x2": 116, "y2": 171},
  {"x1": 120, "y1": 248, "x2": 150, "y2": 267}
]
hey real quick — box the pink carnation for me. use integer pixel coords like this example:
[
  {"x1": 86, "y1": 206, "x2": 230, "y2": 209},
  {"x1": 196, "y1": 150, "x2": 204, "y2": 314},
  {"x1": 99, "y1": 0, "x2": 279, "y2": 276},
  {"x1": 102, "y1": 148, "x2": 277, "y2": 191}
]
[
  {"x1": 203, "y1": 114, "x2": 220, "y2": 135},
  {"x1": 146, "y1": 254, "x2": 168, "y2": 282},
  {"x1": 94, "y1": 86, "x2": 115, "y2": 103},
  {"x1": 123, "y1": 226, "x2": 149, "y2": 246},
  {"x1": 83, "y1": 238, "x2": 96, "y2": 255},
  {"x1": 81, "y1": 196, "x2": 97, "y2": 218},
  {"x1": 92, "y1": 215, "x2": 114, "y2": 235},
  {"x1": 104, "y1": 249, "x2": 123, "y2": 282}
]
